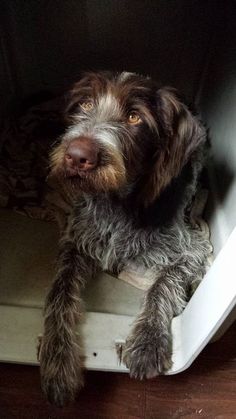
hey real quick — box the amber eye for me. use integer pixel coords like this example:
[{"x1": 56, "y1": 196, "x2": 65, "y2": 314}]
[
  {"x1": 80, "y1": 100, "x2": 94, "y2": 111},
  {"x1": 128, "y1": 112, "x2": 142, "y2": 125}
]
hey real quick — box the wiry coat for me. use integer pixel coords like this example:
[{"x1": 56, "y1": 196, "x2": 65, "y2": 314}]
[{"x1": 39, "y1": 71, "x2": 211, "y2": 406}]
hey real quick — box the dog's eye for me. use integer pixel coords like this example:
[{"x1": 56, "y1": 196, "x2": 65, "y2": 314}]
[
  {"x1": 80, "y1": 101, "x2": 94, "y2": 111},
  {"x1": 128, "y1": 112, "x2": 142, "y2": 125}
]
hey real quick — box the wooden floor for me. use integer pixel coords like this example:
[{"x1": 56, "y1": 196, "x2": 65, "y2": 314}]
[{"x1": 0, "y1": 322, "x2": 236, "y2": 419}]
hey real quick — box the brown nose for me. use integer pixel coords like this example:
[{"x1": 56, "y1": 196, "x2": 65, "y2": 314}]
[{"x1": 64, "y1": 137, "x2": 98, "y2": 175}]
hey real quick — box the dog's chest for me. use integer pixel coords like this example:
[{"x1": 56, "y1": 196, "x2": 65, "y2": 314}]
[{"x1": 71, "y1": 197, "x2": 138, "y2": 270}]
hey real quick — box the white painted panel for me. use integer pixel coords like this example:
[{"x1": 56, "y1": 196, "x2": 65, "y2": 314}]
[
  {"x1": 0, "y1": 306, "x2": 131, "y2": 372},
  {"x1": 0, "y1": 228, "x2": 235, "y2": 373},
  {"x1": 170, "y1": 227, "x2": 236, "y2": 373}
]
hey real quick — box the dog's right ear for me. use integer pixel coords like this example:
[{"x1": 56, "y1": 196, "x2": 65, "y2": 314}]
[{"x1": 141, "y1": 87, "x2": 206, "y2": 207}]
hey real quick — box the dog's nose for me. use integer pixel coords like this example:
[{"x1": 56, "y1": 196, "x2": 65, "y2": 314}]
[{"x1": 64, "y1": 137, "x2": 98, "y2": 173}]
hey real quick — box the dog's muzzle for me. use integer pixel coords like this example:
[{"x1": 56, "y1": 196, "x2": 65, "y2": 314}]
[{"x1": 64, "y1": 137, "x2": 98, "y2": 177}]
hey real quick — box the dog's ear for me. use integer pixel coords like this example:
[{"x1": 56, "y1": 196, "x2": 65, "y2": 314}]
[{"x1": 142, "y1": 87, "x2": 205, "y2": 206}]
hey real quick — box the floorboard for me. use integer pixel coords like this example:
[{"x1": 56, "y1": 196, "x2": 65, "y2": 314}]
[{"x1": 0, "y1": 322, "x2": 235, "y2": 419}]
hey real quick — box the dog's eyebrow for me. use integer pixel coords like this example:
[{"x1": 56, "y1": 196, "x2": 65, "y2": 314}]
[
  {"x1": 118, "y1": 72, "x2": 136, "y2": 82},
  {"x1": 96, "y1": 93, "x2": 122, "y2": 120}
]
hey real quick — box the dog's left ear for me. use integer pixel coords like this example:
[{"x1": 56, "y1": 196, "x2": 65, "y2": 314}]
[{"x1": 142, "y1": 87, "x2": 205, "y2": 206}]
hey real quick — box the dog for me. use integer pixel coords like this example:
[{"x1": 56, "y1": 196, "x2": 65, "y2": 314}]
[{"x1": 39, "y1": 71, "x2": 210, "y2": 406}]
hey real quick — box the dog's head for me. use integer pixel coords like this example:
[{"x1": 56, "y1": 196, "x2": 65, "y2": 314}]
[{"x1": 50, "y1": 71, "x2": 205, "y2": 205}]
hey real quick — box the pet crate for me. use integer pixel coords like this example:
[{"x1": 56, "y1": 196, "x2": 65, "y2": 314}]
[{"x1": 0, "y1": 1, "x2": 235, "y2": 374}]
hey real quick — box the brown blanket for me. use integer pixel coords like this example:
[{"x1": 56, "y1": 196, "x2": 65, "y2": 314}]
[{"x1": 0, "y1": 94, "x2": 71, "y2": 228}]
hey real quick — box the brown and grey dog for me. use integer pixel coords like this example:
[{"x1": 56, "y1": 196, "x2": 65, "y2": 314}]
[{"x1": 39, "y1": 71, "x2": 210, "y2": 405}]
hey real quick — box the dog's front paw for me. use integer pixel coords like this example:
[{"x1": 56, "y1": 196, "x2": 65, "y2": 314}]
[
  {"x1": 123, "y1": 322, "x2": 172, "y2": 379},
  {"x1": 38, "y1": 335, "x2": 83, "y2": 406}
]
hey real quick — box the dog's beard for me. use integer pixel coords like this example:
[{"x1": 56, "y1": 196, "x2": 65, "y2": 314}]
[{"x1": 49, "y1": 142, "x2": 127, "y2": 195}]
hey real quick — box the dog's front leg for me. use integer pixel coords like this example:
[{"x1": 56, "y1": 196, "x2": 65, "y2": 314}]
[
  {"x1": 123, "y1": 267, "x2": 188, "y2": 379},
  {"x1": 39, "y1": 238, "x2": 95, "y2": 406}
]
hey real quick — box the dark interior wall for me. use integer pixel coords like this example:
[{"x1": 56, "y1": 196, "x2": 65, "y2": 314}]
[
  {"x1": 1, "y1": 0, "x2": 215, "y2": 111},
  {"x1": 199, "y1": 2, "x2": 236, "y2": 252}
]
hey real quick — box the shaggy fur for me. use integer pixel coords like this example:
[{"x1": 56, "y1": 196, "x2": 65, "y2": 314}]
[{"x1": 39, "y1": 71, "x2": 211, "y2": 406}]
